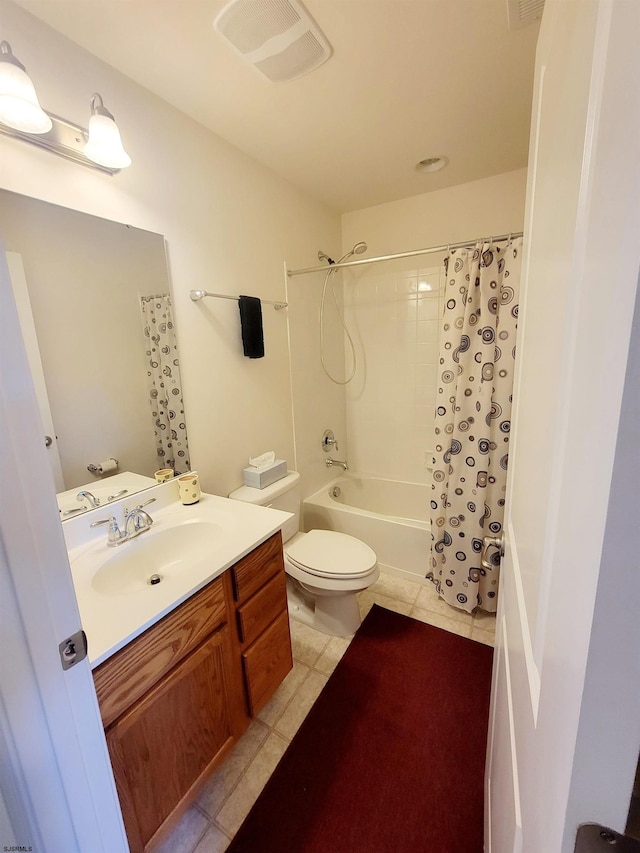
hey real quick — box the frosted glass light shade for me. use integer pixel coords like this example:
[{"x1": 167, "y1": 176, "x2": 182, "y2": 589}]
[
  {"x1": 84, "y1": 112, "x2": 131, "y2": 169},
  {"x1": 0, "y1": 55, "x2": 52, "y2": 134}
]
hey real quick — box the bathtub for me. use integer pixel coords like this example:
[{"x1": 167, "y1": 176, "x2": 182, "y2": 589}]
[{"x1": 303, "y1": 475, "x2": 430, "y2": 582}]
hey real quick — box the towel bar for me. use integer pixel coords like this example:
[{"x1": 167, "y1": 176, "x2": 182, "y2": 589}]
[{"x1": 190, "y1": 290, "x2": 287, "y2": 310}]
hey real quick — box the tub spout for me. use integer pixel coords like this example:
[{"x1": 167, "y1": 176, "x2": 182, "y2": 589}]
[{"x1": 326, "y1": 457, "x2": 348, "y2": 471}]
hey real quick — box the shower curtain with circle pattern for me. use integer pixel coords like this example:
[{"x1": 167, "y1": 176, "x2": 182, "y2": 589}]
[
  {"x1": 140, "y1": 294, "x2": 190, "y2": 474},
  {"x1": 427, "y1": 238, "x2": 522, "y2": 613}
]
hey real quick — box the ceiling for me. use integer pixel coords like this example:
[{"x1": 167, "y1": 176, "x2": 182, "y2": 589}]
[{"x1": 14, "y1": 0, "x2": 541, "y2": 213}]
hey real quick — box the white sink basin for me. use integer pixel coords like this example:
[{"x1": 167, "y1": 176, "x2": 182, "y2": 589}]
[
  {"x1": 64, "y1": 489, "x2": 292, "y2": 667},
  {"x1": 91, "y1": 520, "x2": 221, "y2": 596}
]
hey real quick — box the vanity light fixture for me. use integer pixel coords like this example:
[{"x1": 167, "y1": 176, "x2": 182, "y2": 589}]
[{"x1": 0, "y1": 41, "x2": 131, "y2": 175}]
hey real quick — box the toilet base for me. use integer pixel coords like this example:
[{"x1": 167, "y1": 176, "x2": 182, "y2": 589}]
[{"x1": 286, "y1": 576, "x2": 363, "y2": 637}]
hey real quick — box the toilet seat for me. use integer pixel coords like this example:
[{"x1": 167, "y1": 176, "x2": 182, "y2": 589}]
[{"x1": 286, "y1": 529, "x2": 377, "y2": 580}]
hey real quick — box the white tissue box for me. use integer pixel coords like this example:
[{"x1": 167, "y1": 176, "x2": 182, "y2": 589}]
[{"x1": 242, "y1": 459, "x2": 287, "y2": 489}]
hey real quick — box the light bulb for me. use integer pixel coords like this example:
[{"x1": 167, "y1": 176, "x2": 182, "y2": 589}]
[
  {"x1": 83, "y1": 93, "x2": 131, "y2": 169},
  {"x1": 0, "y1": 41, "x2": 52, "y2": 134}
]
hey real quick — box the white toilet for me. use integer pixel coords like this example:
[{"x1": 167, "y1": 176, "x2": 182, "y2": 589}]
[{"x1": 229, "y1": 471, "x2": 378, "y2": 636}]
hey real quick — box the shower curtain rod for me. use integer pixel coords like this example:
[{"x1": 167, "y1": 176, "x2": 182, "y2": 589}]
[
  {"x1": 286, "y1": 231, "x2": 523, "y2": 277},
  {"x1": 140, "y1": 292, "x2": 170, "y2": 302}
]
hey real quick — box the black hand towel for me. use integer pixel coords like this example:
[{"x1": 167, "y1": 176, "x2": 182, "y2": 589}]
[{"x1": 238, "y1": 295, "x2": 264, "y2": 359}]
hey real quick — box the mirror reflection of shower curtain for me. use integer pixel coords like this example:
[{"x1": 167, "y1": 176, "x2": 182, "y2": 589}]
[
  {"x1": 140, "y1": 295, "x2": 190, "y2": 474},
  {"x1": 427, "y1": 238, "x2": 522, "y2": 614}
]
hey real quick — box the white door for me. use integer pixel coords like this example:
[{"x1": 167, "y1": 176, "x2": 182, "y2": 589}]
[
  {"x1": 486, "y1": 1, "x2": 640, "y2": 851},
  {"x1": 0, "y1": 244, "x2": 129, "y2": 852},
  {"x1": 7, "y1": 251, "x2": 66, "y2": 491}
]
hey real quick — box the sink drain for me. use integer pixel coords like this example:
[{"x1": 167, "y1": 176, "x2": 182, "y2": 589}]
[
  {"x1": 330, "y1": 486, "x2": 341, "y2": 498},
  {"x1": 148, "y1": 574, "x2": 162, "y2": 586}
]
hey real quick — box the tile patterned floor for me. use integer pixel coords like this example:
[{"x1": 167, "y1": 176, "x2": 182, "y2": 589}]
[{"x1": 152, "y1": 576, "x2": 495, "y2": 853}]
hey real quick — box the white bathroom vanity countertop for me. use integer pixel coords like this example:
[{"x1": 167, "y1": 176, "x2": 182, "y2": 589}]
[{"x1": 63, "y1": 480, "x2": 291, "y2": 668}]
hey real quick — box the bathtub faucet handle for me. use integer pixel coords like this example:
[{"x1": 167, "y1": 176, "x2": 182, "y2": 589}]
[{"x1": 322, "y1": 429, "x2": 339, "y2": 452}]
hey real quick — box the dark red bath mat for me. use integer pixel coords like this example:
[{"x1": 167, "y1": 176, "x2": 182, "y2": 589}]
[{"x1": 227, "y1": 604, "x2": 493, "y2": 853}]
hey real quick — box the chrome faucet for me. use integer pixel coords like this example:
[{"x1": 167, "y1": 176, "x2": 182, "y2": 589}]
[
  {"x1": 326, "y1": 457, "x2": 348, "y2": 471},
  {"x1": 90, "y1": 498, "x2": 156, "y2": 547},
  {"x1": 77, "y1": 489, "x2": 100, "y2": 508}
]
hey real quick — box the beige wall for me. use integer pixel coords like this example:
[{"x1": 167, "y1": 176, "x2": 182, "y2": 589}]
[
  {"x1": 0, "y1": 0, "x2": 342, "y2": 499},
  {"x1": 342, "y1": 169, "x2": 528, "y2": 255},
  {"x1": 340, "y1": 170, "x2": 527, "y2": 482}
]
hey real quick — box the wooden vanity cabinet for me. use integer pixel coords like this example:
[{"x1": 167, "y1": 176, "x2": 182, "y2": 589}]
[
  {"x1": 93, "y1": 574, "x2": 242, "y2": 852},
  {"x1": 92, "y1": 532, "x2": 292, "y2": 853}
]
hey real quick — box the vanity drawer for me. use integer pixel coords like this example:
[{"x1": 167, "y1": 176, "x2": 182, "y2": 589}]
[
  {"x1": 236, "y1": 571, "x2": 287, "y2": 646},
  {"x1": 242, "y1": 610, "x2": 292, "y2": 715},
  {"x1": 231, "y1": 532, "x2": 284, "y2": 604},
  {"x1": 94, "y1": 576, "x2": 226, "y2": 729}
]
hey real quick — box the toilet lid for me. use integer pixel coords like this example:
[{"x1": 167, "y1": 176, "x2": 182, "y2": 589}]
[{"x1": 286, "y1": 530, "x2": 377, "y2": 579}]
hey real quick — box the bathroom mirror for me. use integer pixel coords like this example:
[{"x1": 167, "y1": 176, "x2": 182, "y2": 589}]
[{"x1": 0, "y1": 189, "x2": 191, "y2": 516}]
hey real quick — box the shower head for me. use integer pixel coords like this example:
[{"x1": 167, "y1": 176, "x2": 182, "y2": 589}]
[
  {"x1": 318, "y1": 241, "x2": 368, "y2": 266},
  {"x1": 336, "y1": 241, "x2": 368, "y2": 264}
]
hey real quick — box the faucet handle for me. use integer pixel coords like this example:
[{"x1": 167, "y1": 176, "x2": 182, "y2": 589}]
[
  {"x1": 90, "y1": 516, "x2": 115, "y2": 528},
  {"x1": 90, "y1": 516, "x2": 124, "y2": 546},
  {"x1": 122, "y1": 497, "x2": 155, "y2": 518},
  {"x1": 322, "y1": 429, "x2": 339, "y2": 451},
  {"x1": 125, "y1": 498, "x2": 155, "y2": 528}
]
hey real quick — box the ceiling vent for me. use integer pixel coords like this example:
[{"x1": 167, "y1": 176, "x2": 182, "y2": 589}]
[
  {"x1": 507, "y1": 0, "x2": 545, "y2": 30},
  {"x1": 214, "y1": 0, "x2": 332, "y2": 83}
]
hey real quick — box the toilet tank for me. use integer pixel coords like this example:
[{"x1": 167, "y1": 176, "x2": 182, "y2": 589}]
[{"x1": 228, "y1": 471, "x2": 301, "y2": 543}]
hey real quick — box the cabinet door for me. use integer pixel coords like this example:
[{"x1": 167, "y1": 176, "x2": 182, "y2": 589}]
[
  {"x1": 106, "y1": 629, "x2": 234, "y2": 852},
  {"x1": 94, "y1": 577, "x2": 227, "y2": 729}
]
